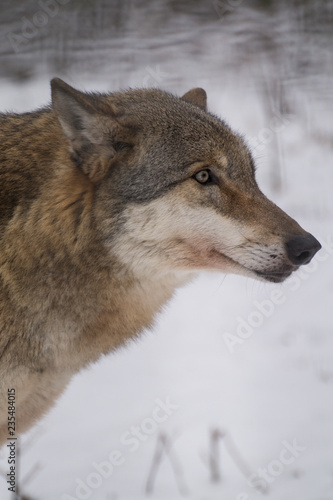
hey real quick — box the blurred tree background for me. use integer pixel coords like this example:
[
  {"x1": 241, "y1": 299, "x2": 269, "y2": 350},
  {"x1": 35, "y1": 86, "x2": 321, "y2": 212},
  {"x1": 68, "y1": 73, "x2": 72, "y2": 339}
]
[{"x1": 0, "y1": 0, "x2": 332, "y2": 85}]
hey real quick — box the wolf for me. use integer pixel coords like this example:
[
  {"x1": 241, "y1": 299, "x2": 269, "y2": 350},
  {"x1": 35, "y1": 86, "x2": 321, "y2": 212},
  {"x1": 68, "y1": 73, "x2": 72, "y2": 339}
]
[{"x1": 0, "y1": 79, "x2": 321, "y2": 445}]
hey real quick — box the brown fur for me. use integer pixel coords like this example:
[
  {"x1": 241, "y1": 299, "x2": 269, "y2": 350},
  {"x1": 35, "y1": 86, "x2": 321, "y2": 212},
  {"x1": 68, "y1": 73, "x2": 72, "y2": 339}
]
[{"x1": 0, "y1": 80, "x2": 320, "y2": 444}]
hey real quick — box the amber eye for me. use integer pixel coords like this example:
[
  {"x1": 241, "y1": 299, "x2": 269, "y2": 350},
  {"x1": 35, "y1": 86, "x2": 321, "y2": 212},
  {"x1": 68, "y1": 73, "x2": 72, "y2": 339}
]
[{"x1": 193, "y1": 169, "x2": 212, "y2": 185}]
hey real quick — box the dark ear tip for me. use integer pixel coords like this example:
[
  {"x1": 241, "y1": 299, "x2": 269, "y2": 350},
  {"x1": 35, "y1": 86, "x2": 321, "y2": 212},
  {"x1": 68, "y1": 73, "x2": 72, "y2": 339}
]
[
  {"x1": 51, "y1": 77, "x2": 63, "y2": 89},
  {"x1": 194, "y1": 88, "x2": 207, "y2": 98},
  {"x1": 51, "y1": 78, "x2": 75, "y2": 96},
  {"x1": 181, "y1": 88, "x2": 207, "y2": 111}
]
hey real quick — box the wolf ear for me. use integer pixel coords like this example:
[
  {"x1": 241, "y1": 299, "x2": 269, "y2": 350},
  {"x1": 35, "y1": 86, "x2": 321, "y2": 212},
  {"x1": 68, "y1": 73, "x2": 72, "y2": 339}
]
[
  {"x1": 181, "y1": 88, "x2": 207, "y2": 111},
  {"x1": 51, "y1": 78, "x2": 122, "y2": 180},
  {"x1": 51, "y1": 78, "x2": 108, "y2": 148}
]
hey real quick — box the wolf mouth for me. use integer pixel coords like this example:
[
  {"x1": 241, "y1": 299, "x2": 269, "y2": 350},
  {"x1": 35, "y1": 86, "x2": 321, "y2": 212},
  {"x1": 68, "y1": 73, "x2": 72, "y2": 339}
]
[
  {"x1": 213, "y1": 249, "x2": 295, "y2": 283},
  {"x1": 254, "y1": 268, "x2": 295, "y2": 283}
]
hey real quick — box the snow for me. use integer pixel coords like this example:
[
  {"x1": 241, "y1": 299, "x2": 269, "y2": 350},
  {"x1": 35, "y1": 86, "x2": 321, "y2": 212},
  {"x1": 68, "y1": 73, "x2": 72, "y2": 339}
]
[{"x1": 0, "y1": 36, "x2": 332, "y2": 500}]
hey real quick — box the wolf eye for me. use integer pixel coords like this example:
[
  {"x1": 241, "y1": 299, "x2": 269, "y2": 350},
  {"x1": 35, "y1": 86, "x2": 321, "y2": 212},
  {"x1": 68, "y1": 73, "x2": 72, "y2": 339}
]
[{"x1": 193, "y1": 169, "x2": 213, "y2": 185}]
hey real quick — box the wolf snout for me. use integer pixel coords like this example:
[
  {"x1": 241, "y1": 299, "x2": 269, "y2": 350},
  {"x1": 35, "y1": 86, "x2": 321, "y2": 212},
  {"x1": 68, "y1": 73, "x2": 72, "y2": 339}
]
[{"x1": 285, "y1": 233, "x2": 321, "y2": 266}]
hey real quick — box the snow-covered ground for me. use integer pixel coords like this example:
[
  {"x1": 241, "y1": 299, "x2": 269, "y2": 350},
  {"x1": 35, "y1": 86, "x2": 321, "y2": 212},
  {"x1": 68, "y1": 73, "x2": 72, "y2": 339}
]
[{"x1": 0, "y1": 24, "x2": 332, "y2": 500}]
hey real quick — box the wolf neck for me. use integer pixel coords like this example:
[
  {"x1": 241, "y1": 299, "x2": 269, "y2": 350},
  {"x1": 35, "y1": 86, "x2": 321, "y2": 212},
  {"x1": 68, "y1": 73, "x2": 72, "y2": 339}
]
[
  {"x1": 2, "y1": 211, "x2": 186, "y2": 371},
  {"x1": 77, "y1": 270, "x2": 189, "y2": 367}
]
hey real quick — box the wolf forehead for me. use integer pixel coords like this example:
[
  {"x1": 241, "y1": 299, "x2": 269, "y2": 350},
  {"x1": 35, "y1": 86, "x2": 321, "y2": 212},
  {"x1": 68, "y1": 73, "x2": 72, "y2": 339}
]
[
  {"x1": 99, "y1": 88, "x2": 255, "y2": 182},
  {"x1": 109, "y1": 88, "x2": 251, "y2": 163}
]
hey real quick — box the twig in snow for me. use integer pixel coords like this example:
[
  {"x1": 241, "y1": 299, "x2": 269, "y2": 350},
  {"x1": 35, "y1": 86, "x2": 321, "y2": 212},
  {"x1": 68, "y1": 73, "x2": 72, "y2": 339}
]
[{"x1": 145, "y1": 432, "x2": 189, "y2": 496}]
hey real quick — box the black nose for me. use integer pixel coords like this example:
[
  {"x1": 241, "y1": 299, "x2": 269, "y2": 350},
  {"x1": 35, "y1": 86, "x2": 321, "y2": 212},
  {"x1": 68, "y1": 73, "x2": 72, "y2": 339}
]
[{"x1": 286, "y1": 233, "x2": 321, "y2": 265}]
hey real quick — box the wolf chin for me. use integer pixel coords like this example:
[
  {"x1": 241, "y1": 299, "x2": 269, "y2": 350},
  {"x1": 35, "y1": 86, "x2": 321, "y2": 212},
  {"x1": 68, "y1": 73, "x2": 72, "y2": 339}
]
[{"x1": 0, "y1": 79, "x2": 321, "y2": 444}]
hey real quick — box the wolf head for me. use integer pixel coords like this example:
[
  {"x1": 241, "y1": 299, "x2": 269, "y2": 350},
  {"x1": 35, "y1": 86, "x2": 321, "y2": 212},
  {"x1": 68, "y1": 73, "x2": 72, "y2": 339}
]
[{"x1": 51, "y1": 78, "x2": 321, "y2": 283}]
